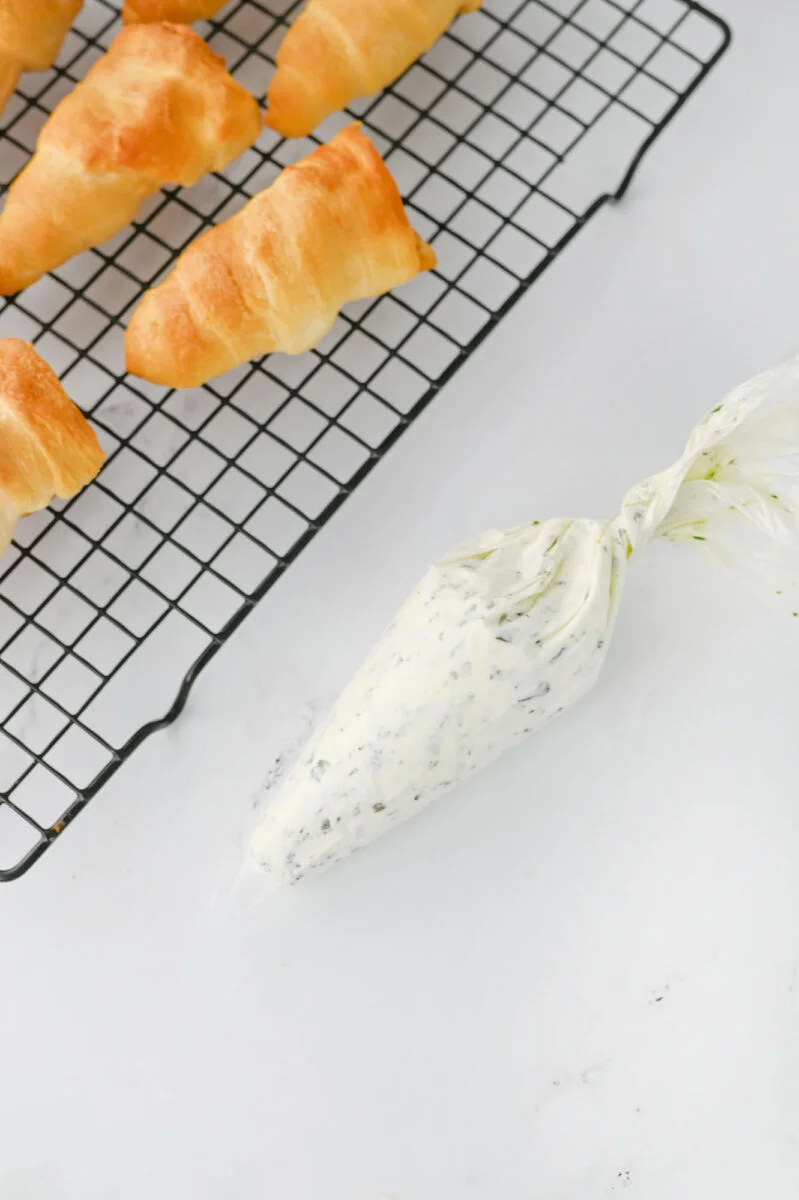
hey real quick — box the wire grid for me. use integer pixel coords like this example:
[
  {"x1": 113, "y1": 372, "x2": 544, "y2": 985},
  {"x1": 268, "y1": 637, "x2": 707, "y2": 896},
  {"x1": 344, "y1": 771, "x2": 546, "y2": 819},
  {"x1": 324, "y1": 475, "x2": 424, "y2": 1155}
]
[{"x1": 0, "y1": 0, "x2": 730, "y2": 879}]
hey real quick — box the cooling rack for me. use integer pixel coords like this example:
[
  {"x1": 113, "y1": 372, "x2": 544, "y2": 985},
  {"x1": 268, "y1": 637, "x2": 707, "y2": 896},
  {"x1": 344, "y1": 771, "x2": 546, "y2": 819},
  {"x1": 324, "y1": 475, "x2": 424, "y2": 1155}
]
[{"x1": 0, "y1": 0, "x2": 730, "y2": 879}]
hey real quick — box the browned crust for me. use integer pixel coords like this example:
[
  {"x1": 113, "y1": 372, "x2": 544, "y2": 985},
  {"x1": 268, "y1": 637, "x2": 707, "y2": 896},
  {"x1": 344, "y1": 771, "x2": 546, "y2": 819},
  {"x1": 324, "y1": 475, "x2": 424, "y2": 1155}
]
[
  {"x1": 265, "y1": 0, "x2": 484, "y2": 137},
  {"x1": 122, "y1": 0, "x2": 227, "y2": 21},
  {"x1": 0, "y1": 22, "x2": 262, "y2": 294},
  {"x1": 0, "y1": 339, "x2": 104, "y2": 515},
  {"x1": 0, "y1": 0, "x2": 82, "y2": 73},
  {"x1": 125, "y1": 124, "x2": 436, "y2": 389},
  {"x1": 41, "y1": 23, "x2": 262, "y2": 180}
]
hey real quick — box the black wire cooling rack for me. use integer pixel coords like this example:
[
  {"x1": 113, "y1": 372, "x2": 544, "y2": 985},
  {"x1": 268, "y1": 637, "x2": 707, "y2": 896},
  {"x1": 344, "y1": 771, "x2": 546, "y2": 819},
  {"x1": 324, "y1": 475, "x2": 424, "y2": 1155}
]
[{"x1": 0, "y1": 0, "x2": 730, "y2": 879}]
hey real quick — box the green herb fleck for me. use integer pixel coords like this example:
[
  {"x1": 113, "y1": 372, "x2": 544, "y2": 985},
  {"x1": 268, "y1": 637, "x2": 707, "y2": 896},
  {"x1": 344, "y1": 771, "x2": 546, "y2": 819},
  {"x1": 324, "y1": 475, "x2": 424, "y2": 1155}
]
[{"x1": 693, "y1": 536, "x2": 706, "y2": 541}]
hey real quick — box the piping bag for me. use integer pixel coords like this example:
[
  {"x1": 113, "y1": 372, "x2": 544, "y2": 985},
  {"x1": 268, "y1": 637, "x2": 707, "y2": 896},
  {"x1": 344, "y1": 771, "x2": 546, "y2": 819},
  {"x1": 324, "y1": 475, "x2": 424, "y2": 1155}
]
[{"x1": 238, "y1": 355, "x2": 799, "y2": 893}]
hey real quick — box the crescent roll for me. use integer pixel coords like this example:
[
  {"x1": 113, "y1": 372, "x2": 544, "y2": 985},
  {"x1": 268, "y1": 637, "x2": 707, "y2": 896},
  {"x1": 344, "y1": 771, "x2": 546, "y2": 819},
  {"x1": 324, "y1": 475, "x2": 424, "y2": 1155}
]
[
  {"x1": 0, "y1": 1, "x2": 82, "y2": 119},
  {"x1": 266, "y1": 0, "x2": 483, "y2": 138},
  {"x1": 125, "y1": 124, "x2": 436, "y2": 389},
  {"x1": 122, "y1": 0, "x2": 227, "y2": 22},
  {"x1": 0, "y1": 22, "x2": 262, "y2": 295},
  {"x1": 0, "y1": 339, "x2": 104, "y2": 556}
]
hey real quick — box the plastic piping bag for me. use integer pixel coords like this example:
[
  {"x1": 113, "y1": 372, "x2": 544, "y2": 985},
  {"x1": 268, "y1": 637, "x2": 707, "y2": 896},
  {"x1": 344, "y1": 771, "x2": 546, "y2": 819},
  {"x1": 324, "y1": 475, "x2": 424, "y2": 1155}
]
[{"x1": 242, "y1": 355, "x2": 799, "y2": 890}]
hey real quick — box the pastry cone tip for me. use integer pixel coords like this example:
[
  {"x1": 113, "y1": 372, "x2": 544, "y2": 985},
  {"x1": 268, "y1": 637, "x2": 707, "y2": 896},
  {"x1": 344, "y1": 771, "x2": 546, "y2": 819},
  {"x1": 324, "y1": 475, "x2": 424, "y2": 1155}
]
[
  {"x1": 415, "y1": 234, "x2": 437, "y2": 273},
  {"x1": 264, "y1": 103, "x2": 312, "y2": 141},
  {"x1": 0, "y1": 56, "x2": 21, "y2": 119},
  {"x1": 0, "y1": 264, "x2": 35, "y2": 297},
  {"x1": 124, "y1": 299, "x2": 221, "y2": 390},
  {"x1": 264, "y1": 67, "x2": 328, "y2": 139},
  {"x1": 0, "y1": 338, "x2": 105, "y2": 501},
  {"x1": 124, "y1": 333, "x2": 180, "y2": 389}
]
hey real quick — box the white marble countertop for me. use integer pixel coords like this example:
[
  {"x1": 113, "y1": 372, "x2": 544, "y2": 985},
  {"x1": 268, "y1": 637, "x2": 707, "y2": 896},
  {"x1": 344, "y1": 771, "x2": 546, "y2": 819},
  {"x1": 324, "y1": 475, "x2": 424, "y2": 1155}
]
[{"x1": 4, "y1": 1, "x2": 799, "y2": 1195}]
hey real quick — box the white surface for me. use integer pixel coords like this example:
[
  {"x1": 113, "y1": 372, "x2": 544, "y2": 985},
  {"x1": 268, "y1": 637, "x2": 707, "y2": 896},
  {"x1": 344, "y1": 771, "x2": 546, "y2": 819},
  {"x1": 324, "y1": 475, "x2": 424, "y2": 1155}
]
[{"x1": 3, "y1": 1, "x2": 799, "y2": 1195}]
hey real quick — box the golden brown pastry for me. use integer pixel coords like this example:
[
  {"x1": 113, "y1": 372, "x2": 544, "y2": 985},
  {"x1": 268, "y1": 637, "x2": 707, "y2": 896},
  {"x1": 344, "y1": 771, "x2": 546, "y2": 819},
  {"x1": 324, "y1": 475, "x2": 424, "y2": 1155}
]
[
  {"x1": 122, "y1": 0, "x2": 227, "y2": 22},
  {"x1": 0, "y1": 339, "x2": 104, "y2": 555},
  {"x1": 0, "y1": 1, "x2": 82, "y2": 118},
  {"x1": 125, "y1": 124, "x2": 436, "y2": 389},
  {"x1": 266, "y1": 0, "x2": 483, "y2": 138},
  {"x1": 0, "y1": 22, "x2": 261, "y2": 295}
]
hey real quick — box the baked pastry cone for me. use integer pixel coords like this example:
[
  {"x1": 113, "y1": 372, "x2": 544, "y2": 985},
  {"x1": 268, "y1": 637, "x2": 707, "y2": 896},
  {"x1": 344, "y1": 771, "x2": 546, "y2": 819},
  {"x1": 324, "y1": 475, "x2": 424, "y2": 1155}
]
[
  {"x1": 125, "y1": 124, "x2": 436, "y2": 389},
  {"x1": 266, "y1": 0, "x2": 483, "y2": 138},
  {"x1": 0, "y1": 22, "x2": 261, "y2": 295},
  {"x1": 0, "y1": 1, "x2": 82, "y2": 119},
  {"x1": 0, "y1": 339, "x2": 104, "y2": 556},
  {"x1": 122, "y1": 0, "x2": 227, "y2": 22}
]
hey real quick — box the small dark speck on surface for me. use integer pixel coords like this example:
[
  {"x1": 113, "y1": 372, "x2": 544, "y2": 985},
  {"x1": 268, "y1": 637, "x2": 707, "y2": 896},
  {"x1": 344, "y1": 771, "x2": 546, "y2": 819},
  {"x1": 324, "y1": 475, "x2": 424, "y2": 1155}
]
[
  {"x1": 373, "y1": 802, "x2": 386, "y2": 813},
  {"x1": 255, "y1": 752, "x2": 287, "y2": 805},
  {"x1": 580, "y1": 1062, "x2": 606, "y2": 1085}
]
